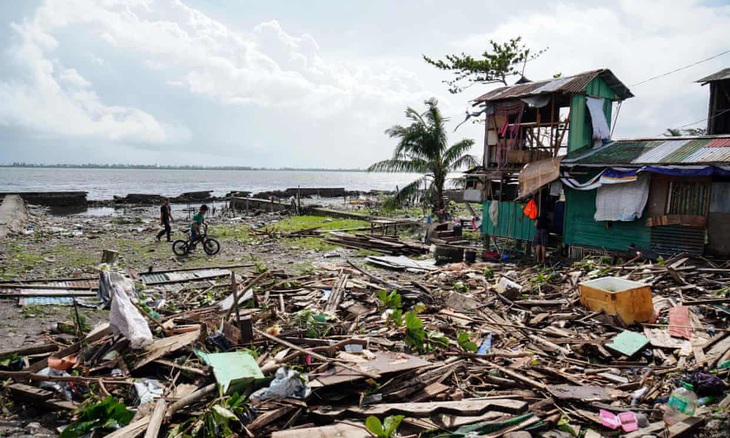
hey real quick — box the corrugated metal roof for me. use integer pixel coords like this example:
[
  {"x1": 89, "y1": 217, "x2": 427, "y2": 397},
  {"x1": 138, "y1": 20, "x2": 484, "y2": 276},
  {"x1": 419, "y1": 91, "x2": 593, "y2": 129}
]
[
  {"x1": 696, "y1": 68, "x2": 730, "y2": 84},
  {"x1": 563, "y1": 136, "x2": 730, "y2": 166},
  {"x1": 473, "y1": 69, "x2": 634, "y2": 103}
]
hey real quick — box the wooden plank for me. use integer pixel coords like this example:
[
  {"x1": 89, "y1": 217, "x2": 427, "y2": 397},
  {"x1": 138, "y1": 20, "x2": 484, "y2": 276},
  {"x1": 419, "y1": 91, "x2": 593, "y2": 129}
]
[
  {"x1": 254, "y1": 328, "x2": 381, "y2": 380},
  {"x1": 411, "y1": 382, "x2": 450, "y2": 403},
  {"x1": 7, "y1": 382, "x2": 53, "y2": 403},
  {"x1": 130, "y1": 328, "x2": 201, "y2": 370},
  {"x1": 486, "y1": 362, "x2": 547, "y2": 390},
  {"x1": 144, "y1": 399, "x2": 167, "y2": 438},
  {"x1": 547, "y1": 384, "x2": 613, "y2": 402},
  {"x1": 668, "y1": 416, "x2": 704, "y2": 437},
  {"x1": 105, "y1": 417, "x2": 150, "y2": 438},
  {"x1": 313, "y1": 398, "x2": 527, "y2": 418},
  {"x1": 271, "y1": 422, "x2": 370, "y2": 438},
  {"x1": 704, "y1": 335, "x2": 730, "y2": 368},
  {"x1": 248, "y1": 406, "x2": 296, "y2": 431},
  {"x1": 0, "y1": 343, "x2": 58, "y2": 358},
  {"x1": 624, "y1": 421, "x2": 670, "y2": 438},
  {"x1": 24, "y1": 323, "x2": 113, "y2": 373}
]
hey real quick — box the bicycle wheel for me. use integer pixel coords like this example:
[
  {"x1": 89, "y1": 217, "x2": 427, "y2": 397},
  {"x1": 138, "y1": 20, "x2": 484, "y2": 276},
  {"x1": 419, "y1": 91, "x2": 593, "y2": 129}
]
[
  {"x1": 203, "y1": 238, "x2": 220, "y2": 255},
  {"x1": 172, "y1": 240, "x2": 189, "y2": 256}
]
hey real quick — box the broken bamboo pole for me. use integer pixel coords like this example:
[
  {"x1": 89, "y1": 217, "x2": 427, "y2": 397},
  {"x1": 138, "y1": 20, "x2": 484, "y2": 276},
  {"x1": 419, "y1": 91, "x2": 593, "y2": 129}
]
[
  {"x1": 166, "y1": 383, "x2": 216, "y2": 418},
  {"x1": 145, "y1": 399, "x2": 167, "y2": 438}
]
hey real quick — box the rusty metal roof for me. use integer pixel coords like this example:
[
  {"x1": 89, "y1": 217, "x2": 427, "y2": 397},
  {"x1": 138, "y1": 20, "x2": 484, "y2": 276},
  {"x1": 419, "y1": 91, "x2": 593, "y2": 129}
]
[
  {"x1": 696, "y1": 67, "x2": 730, "y2": 84},
  {"x1": 473, "y1": 69, "x2": 633, "y2": 103},
  {"x1": 562, "y1": 136, "x2": 730, "y2": 166}
]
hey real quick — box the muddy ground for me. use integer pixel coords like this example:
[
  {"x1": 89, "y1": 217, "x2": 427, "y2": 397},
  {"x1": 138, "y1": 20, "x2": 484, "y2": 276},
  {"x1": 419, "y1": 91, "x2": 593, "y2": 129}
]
[{"x1": 0, "y1": 205, "x2": 414, "y2": 353}]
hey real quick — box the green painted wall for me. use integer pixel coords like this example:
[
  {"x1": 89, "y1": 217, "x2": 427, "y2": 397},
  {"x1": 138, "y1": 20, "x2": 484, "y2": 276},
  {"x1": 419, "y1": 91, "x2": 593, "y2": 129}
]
[
  {"x1": 568, "y1": 77, "x2": 617, "y2": 153},
  {"x1": 482, "y1": 201, "x2": 536, "y2": 241},
  {"x1": 562, "y1": 188, "x2": 650, "y2": 251}
]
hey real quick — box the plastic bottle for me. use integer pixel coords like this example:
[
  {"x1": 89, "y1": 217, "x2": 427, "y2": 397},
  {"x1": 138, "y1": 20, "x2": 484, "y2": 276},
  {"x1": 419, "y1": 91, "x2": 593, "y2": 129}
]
[{"x1": 663, "y1": 382, "x2": 698, "y2": 426}]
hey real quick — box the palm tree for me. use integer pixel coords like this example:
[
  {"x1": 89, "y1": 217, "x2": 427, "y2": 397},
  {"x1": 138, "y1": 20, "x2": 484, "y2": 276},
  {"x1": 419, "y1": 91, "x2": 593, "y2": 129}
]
[{"x1": 369, "y1": 98, "x2": 477, "y2": 212}]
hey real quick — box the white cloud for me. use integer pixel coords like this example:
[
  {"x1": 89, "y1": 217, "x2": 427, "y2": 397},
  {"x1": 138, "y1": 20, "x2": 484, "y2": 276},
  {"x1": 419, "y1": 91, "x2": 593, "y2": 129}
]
[
  {"x1": 456, "y1": 0, "x2": 730, "y2": 137},
  {"x1": 0, "y1": 0, "x2": 441, "y2": 159},
  {"x1": 4, "y1": 0, "x2": 724, "y2": 167},
  {"x1": 0, "y1": 5, "x2": 185, "y2": 144}
]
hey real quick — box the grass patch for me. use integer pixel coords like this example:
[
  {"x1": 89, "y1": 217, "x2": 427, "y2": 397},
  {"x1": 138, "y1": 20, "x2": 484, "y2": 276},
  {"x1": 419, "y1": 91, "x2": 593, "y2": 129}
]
[
  {"x1": 49, "y1": 244, "x2": 100, "y2": 267},
  {"x1": 1, "y1": 243, "x2": 46, "y2": 276},
  {"x1": 271, "y1": 216, "x2": 369, "y2": 233},
  {"x1": 210, "y1": 225, "x2": 253, "y2": 241},
  {"x1": 285, "y1": 236, "x2": 338, "y2": 252},
  {"x1": 21, "y1": 304, "x2": 62, "y2": 318}
]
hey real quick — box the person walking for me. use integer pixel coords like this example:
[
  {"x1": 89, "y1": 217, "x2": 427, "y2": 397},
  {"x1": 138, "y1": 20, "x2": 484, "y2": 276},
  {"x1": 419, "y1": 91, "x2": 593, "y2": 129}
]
[
  {"x1": 156, "y1": 198, "x2": 174, "y2": 242},
  {"x1": 533, "y1": 213, "x2": 550, "y2": 265}
]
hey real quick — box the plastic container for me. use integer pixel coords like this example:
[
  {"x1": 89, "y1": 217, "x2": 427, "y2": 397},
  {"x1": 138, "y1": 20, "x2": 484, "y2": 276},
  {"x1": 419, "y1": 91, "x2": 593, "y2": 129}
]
[
  {"x1": 578, "y1": 277, "x2": 654, "y2": 325},
  {"x1": 664, "y1": 382, "x2": 697, "y2": 426}
]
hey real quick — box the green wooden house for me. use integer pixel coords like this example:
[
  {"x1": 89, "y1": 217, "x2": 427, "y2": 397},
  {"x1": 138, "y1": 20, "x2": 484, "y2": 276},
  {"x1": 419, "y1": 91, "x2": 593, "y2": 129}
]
[
  {"x1": 561, "y1": 136, "x2": 730, "y2": 257},
  {"x1": 469, "y1": 69, "x2": 633, "y2": 243},
  {"x1": 470, "y1": 67, "x2": 730, "y2": 258}
]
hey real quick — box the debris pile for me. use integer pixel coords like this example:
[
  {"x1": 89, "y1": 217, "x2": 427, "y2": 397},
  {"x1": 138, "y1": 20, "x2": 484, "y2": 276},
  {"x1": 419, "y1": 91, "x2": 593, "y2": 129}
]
[{"x1": 0, "y1": 253, "x2": 728, "y2": 437}]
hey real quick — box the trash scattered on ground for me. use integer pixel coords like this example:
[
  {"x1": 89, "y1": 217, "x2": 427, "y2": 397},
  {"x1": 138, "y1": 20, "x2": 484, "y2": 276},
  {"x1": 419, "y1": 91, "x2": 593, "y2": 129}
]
[{"x1": 0, "y1": 217, "x2": 729, "y2": 437}]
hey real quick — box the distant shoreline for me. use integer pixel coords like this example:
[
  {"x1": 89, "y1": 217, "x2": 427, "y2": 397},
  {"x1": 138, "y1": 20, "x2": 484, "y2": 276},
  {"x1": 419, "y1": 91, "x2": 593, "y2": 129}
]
[{"x1": 0, "y1": 164, "x2": 374, "y2": 172}]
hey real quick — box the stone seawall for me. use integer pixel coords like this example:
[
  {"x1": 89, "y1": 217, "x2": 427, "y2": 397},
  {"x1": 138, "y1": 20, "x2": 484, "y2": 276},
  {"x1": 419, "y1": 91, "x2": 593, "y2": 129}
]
[
  {"x1": 0, "y1": 195, "x2": 29, "y2": 238},
  {"x1": 0, "y1": 191, "x2": 88, "y2": 207}
]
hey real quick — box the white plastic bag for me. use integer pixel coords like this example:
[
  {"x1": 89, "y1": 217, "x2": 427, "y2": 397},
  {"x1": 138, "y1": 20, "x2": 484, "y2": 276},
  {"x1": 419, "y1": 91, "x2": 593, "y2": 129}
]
[
  {"x1": 98, "y1": 270, "x2": 136, "y2": 308},
  {"x1": 109, "y1": 284, "x2": 153, "y2": 349},
  {"x1": 250, "y1": 367, "x2": 311, "y2": 402}
]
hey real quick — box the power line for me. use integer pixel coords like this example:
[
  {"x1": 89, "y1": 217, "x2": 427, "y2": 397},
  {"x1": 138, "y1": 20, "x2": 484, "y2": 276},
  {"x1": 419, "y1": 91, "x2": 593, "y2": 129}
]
[
  {"x1": 676, "y1": 108, "x2": 730, "y2": 129},
  {"x1": 631, "y1": 49, "x2": 730, "y2": 87},
  {"x1": 655, "y1": 107, "x2": 730, "y2": 136}
]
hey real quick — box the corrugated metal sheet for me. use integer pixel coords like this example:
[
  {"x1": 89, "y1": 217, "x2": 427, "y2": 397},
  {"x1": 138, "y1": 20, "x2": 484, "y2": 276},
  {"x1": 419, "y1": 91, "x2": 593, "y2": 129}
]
[
  {"x1": 650, "y1": 225, "x2": 705, "y2": 256},
  {"x1": 633, "y1": 139, "x2": 690, "y2": 164},
  {"x1": 683, "y1": 145, "x2": 730, "y2": 163},
  {"x1": 141, "y1": 268, "x2": 230, "y2": 285},
  {"x1": 532, "y1": 76, "x2": 574, "y2": 94},
  {"x1": 660, "y1": 139, "x2": 708, "y2": 163},
  {"x1": 696, "y1": 68, "x2": 730, "y2": 84},
  {"x1": 563, "y1": 136, "x2": 730, "y2": 166},
  {"x1": 707, "y1": 138, "x2": 730, "y2": 147},
  {"x1": 0, "y1": 280, "x2": 99, "y2": 290},
  {"x1": 473, "y1": 69, "x2": 633, "y2": 103}
]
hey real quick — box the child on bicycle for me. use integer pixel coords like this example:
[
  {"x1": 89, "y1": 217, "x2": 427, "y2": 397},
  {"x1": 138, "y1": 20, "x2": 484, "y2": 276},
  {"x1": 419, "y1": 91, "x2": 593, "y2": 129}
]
[{"x1": 190, "y1": 204, "x2": 208, "y2": 244}]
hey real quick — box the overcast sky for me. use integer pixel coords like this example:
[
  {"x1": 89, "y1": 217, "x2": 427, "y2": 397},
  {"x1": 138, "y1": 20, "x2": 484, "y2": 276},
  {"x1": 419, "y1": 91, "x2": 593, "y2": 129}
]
[{"x1": 0, "y1": 0, "x2": 728, "y2": 168}]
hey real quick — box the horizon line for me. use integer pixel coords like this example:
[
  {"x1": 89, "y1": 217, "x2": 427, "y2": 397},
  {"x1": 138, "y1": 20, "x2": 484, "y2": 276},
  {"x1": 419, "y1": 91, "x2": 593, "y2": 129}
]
[{"x1": 0, "y1": 163, "x2": 393, "y2": 172}]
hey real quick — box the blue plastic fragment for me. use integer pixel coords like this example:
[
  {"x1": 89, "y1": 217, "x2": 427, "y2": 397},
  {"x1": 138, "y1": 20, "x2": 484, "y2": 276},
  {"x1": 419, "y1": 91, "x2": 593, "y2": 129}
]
[{"x1": 477, "y1": 333, "x2": 493, "y2": 355}]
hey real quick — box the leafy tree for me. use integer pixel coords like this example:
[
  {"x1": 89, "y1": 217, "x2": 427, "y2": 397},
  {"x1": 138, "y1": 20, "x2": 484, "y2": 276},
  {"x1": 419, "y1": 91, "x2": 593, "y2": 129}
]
[
  {"x1": 423, "y1": 37, "x2": 546, "y2": 93},
  {"x1": 664, "y1": 127, "x2": 706, "y2": 137},
  {"x1": 369, "y1": 98, "x2": 476, "y2": 211}
]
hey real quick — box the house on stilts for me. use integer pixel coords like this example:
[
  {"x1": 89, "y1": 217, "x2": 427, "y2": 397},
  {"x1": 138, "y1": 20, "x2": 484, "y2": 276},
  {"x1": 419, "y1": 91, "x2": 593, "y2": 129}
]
[{"x1": 467, "y1": 67, "x2": 730, "y2": 257}]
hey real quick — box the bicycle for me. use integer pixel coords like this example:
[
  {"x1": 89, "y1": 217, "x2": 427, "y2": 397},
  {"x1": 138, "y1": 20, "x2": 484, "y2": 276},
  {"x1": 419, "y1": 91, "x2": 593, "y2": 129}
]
[{"x1": 172, "y1": 224, "x2": 220, "y2": 256}]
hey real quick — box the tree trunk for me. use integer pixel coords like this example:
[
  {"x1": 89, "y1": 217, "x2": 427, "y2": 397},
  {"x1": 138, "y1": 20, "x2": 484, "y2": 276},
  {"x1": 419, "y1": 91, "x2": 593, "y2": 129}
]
[{"x1": 435, "y1": 174, "x2": 445, "y2": 211}]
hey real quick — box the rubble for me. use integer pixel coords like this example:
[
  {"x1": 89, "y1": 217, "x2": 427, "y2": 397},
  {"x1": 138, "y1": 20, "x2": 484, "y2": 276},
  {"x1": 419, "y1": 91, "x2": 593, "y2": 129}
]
[{"x1": 0, "y1": 223, "x2": 729, "y2": 436}]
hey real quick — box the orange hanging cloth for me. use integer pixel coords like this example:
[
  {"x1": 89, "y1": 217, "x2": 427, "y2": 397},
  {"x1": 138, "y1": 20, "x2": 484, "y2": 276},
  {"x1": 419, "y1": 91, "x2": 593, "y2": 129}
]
[{"x1": 523, "y1": 199, "x2": 538, "y2": 220}]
